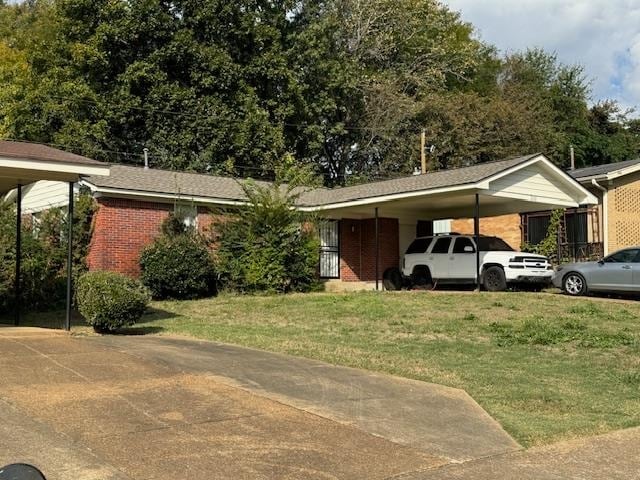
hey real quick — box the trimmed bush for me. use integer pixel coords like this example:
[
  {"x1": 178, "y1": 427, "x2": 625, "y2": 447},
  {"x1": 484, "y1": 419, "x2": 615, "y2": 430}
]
[
  {"x1": 140, "y1": 234, "x2": 216, "y2": 300},
  {"x1": 76, "y1": 271, "x2": 150, "y2": 333},
  {"x1": 214, "y1": 182, "x2": 320, "y2": 293}
]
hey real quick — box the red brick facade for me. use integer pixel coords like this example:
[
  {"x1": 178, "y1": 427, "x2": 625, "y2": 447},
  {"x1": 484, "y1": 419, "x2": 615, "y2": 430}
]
[
  {"x1": 87, "y1": 198, "x2": 400, "y2": 283},
  {"x1": 339, "y1": 218, "x2": 399, "y2": 282},
  {"x1": 87, "y1": 198, "x2": 171, "y2": 277}
]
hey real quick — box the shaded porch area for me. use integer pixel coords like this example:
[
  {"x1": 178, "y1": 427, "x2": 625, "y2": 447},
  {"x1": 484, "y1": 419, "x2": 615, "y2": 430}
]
[{"x1": 0, "y1": 141, "x2": 109, "y2": 329}]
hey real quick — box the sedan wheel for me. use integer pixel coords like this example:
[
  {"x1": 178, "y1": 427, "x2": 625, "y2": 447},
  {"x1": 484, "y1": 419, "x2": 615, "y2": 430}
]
[{"x1": 563, "y1": 273, "x2": 587, "y2": 296}]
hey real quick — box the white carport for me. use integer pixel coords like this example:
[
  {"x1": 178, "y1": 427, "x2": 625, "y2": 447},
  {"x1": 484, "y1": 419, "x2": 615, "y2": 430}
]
[
  {"x1": 0, "y1": 141, "x2": 109, "y2": 329},
  {"x1": 298, "y1": 154, "x2": 599, "y2": 290}
]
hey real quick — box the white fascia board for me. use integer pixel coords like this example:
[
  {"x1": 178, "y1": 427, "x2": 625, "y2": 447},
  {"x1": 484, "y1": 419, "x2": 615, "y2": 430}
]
[
  {"x1": 87, "y1": 184, "x2": 246, "y2": 207},
  {"x1": 0, "y1": 156, "x2": 110, "y2": 177},
  {"x1": 298, "y1": 184, "x2": 480, "y2": 212}
]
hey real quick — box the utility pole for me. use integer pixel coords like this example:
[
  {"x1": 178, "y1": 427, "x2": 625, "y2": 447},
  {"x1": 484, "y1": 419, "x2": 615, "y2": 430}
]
[{"x1": 420, "y1": 129, "x2": 427, "y2": 174}]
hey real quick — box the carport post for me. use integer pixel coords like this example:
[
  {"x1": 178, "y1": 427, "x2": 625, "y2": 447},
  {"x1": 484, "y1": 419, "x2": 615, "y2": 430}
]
[
  {"x1": 474, "y1": 193, "x2": 481, "y2": 292},
  {"x1": 65, "y1": 182, "x2": 74, "y2": 331},
  {"x1": 14, "y1": 184, "x2": 21, "y2": 326},
  {"x1": 375, "y1": 207, "x2": 379, "y2": 291}
]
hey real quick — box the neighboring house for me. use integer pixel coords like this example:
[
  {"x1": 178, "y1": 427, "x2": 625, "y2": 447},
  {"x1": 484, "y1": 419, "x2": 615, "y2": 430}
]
[
  {"x1": 9, "y1": 152, "x2": 597, "y2": 289},
  {"x1": 447, "y1": 158, "x2": 640, "y2": 260}
]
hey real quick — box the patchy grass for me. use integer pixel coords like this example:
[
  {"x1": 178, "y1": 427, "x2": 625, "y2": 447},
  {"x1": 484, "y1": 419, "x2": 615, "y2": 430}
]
[{"x1": 7, "y1": 291, "x2": 640, "y2": 447}]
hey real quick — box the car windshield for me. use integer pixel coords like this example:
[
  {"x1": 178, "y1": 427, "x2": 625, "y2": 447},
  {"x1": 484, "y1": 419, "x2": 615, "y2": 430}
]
[{"x1": 477, "y1": 237, "x2": 514, "y2": 252}]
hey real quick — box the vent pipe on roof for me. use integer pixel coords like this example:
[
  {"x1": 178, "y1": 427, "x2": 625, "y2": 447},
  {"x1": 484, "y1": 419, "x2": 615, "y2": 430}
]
[
  {"x1": 143, "y1": 148, "x2": 149, "y2": 170},
  {"x1": 569, "y1": 145, "x2": 575, "y2": 171}
]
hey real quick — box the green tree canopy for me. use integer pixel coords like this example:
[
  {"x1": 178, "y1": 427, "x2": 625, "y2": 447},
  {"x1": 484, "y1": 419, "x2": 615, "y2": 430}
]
[{"x1": 0, "y1": 0, "x2": 638, "y2": 184}]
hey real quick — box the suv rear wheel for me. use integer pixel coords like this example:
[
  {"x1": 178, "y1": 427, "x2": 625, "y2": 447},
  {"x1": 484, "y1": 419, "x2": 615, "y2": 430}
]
[
  {"x1": 483, "y1": 266, "x2": 507, "y2": 292},
  {"x1": 383, "y1": 267, "x2": 403, "y2": 291}
]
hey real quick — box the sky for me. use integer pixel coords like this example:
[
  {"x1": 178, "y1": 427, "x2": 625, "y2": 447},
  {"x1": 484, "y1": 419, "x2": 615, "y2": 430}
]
[{"x1": 443, "y1": 0, "x2": 640, "y2": 114}]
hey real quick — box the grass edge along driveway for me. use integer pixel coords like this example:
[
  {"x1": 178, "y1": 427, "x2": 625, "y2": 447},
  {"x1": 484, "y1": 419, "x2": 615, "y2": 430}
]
[{"x1": 17, "y1": 290, "x2": 640, "y2": 448}]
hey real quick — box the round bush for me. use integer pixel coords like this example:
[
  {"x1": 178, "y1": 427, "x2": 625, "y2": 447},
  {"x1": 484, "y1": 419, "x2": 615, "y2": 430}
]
[
  {"x1": 76, "y1": 271, "x2": 150, "y2": 333},
  {"x1": 140, "y1": 234, "x2": 216, "y2": 300}
]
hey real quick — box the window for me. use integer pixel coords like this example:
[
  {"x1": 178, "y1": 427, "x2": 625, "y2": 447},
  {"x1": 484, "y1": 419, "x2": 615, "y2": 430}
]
[
  {"x1": 605, "y1": 249, "x2": 640, "y2": 263},
  {"x1": 477, "y1": 237, "x2": 514, "y2": 252},
  {"x1": 565, "y1": 211, "x2": 587, "y2": 245},
  {"x1": 319, "y1": 220, "x2": 339, "y2": 278},
  {"x1": 406, "y1": 238, "x2": 432, "y2": 254},
  {"x1": 453, "y1": 237, "x2": 475, "y2": 253},
  {"x1": 430, "y1": 237, "x2": 452, "y2": 254},
  {"x1": 175, "y1": 204, "x2": 198, "y2": 229},
  {"x1": 526, "y1": 214, "x2": 551, "y2": 245}
]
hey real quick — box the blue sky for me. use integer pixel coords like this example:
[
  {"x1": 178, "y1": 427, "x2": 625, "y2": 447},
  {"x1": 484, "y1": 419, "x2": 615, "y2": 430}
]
[{"x1": 443, "y1": 0, "x2": 640, "y2": 114}]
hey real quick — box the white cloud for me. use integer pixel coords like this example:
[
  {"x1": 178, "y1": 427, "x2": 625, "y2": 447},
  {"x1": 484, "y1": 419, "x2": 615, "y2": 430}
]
[{"x1": 442, "y1": 0, "x2": 640, "y2": 113}]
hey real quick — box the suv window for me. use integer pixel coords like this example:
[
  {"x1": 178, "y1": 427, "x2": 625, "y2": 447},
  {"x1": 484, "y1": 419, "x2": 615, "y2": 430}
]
[
  {"x1": 406, "y1": 238, "x2": 432, "y2": 254},
  {"x1": 453, "y1": 237, "x2": 475, "y2": 253},
  {"x1": 477, "y1": 237, "x2": 514, "y2": 252},
  {"x1": 605, "y1": 249, "x2": 640, "y2": 263},
  {"x1": 430, "y1": 237, "x2": 452, "y2": 254}
]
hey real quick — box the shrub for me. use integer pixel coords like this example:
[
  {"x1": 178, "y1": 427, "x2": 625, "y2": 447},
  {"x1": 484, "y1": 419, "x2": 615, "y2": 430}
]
[
  {"x1": 140, "y1": 232, "x2": 216, "y2": 300},
  {"x1": 76, "y1": 271, "x2": 150, "y2": 333},
  {"x1": 214, "y1": 182, "x2": 320, "y2": 293},
  {"x1": 0, "y1": 192, "x2": 97, "y2": 314}
]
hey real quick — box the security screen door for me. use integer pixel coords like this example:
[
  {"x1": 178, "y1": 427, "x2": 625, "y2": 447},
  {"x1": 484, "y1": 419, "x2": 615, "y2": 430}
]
[{"x1": 319, "y1": 220, "x2": 340, "y2": 278}]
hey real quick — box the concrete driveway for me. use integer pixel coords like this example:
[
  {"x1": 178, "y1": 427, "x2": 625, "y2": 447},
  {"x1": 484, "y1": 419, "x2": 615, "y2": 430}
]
[{"x1": 1, "y1": 326, "x2": 638, "y2": 479}]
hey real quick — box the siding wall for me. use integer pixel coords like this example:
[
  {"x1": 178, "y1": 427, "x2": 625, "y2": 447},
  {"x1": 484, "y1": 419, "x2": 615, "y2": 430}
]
[
  {"x1": 487, "y1": 164, "x2": 574, "y2": 204},
  {"x1": 20, "y1": 181, "x2": 74, "y2": 213}
]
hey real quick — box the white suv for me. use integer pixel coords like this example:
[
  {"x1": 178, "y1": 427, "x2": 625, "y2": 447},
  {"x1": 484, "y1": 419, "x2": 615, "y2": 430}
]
[{"x1": 397, "y1": 234, "x2": 552, "y2": 291}]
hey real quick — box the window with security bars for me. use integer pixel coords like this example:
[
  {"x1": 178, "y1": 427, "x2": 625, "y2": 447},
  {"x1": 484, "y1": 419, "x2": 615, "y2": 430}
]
[{"x1": 319, "y1": 220, "x2": 340, "y2": 278}]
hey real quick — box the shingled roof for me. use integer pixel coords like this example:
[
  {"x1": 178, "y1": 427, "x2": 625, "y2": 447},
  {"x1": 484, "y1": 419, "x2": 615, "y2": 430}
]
[
  {"x1": 85, "y1": 164, "x2": 273, "y2": 203},
  {"x1": 0, "y1": 140, "x2": 104, "y2": 166},
  {"x1": 569, "y1": 158, "x2": 640, "y2": 180},
  {"x1": 297, "y1": 154, "x2": 538, "y2": 206},
  {"x1": 84, "y1": 154, "x2": 540, "y2": 207}
]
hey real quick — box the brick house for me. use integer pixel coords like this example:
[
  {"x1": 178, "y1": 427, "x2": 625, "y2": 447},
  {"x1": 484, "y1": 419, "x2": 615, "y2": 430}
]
[
  {"x1": 10, "y1": 153, "x2": 597, "y2": 289},
  {"x1": 445, "y1": 158, "x2": 640, "y2": 260}
]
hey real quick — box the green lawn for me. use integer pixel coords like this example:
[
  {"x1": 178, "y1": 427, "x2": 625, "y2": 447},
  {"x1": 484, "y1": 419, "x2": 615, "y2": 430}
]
[{"x1": 9, "y1": 290, "x2": 640, "y2": 447}]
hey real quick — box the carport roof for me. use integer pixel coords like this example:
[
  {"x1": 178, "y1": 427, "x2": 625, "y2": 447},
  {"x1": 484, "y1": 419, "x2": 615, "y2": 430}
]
[
  {"x1": 0, "y1": 140, "x2": 103, "y2": 166},
  {"x1": 296, "y1": 154, "x2": 538, "y2": 207},
  {"x1": 0, "y1": 141, "x2": 109, "y2": 195}
]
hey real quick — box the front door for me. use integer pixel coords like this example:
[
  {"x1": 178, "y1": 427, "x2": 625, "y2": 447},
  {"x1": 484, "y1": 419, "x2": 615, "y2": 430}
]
[{"x1": 590, "y1": 248, "x2": 640, "y2": 291}]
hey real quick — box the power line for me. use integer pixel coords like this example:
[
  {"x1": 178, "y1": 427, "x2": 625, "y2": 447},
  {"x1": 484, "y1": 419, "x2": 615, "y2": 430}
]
[
  {"x1": 4, "y1": 137, "x2": 393, "y2": 181},
  {"x1": 47, "y1": 94, "x2": 401, "y2": 132}
]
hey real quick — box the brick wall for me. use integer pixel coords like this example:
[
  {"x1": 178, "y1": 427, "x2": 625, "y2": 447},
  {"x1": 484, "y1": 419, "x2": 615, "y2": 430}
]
[
  {"x1": 339, "y1": 218, "x2": 399, "y2": 282},
  {"x1": 87, "y1": 198, "x2": 171, "y2": 277},
  {"x1": 451, "y1": 213, "x2": 522, "y2": 250}
]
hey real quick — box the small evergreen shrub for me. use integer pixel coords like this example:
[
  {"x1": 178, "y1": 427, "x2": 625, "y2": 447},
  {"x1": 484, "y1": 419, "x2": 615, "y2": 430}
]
[
  {"x1": 140, "y1": 231, "x2": 216, "y2": 300},
  {"x1": 76, "y1": 271, "x2": 150, "y2": 333},
  {"x1": 214, "y1": 182, "x2": 320, "y2": 293}
]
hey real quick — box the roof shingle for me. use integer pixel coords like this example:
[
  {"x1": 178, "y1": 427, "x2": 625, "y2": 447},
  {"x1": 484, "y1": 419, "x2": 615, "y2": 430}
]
[
  {"x1": 85, "y1": 154, "x2": 540, "y2": 207},
  {"x1": 569, "y1": 158, "x2": 640, "y2": 180},
  {"x1": 0, "y1": 140, "x2": 103, "y2": 166}
]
